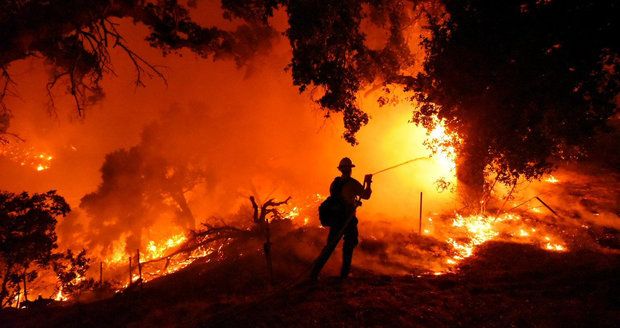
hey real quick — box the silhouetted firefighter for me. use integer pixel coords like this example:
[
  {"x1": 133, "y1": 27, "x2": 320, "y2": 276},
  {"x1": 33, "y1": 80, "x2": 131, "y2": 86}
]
[{"x1": 311, "y1": 157, "x2": 372, "y2": 281}]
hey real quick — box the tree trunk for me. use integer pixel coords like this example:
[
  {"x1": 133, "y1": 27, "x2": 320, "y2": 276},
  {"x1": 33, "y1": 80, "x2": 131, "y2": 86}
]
[
  {"x1": 22, "y1": 271, "x2": 27, "y2": 302},
  {"x1": 171, "y1": 191, "x2": 195, "y2": 230},
  {"x1": 456, "y1": 139, "x2": 487, "y2": 212},
  {"x1": 1, "y1": 265, "x2": 12, "y2": 307}
]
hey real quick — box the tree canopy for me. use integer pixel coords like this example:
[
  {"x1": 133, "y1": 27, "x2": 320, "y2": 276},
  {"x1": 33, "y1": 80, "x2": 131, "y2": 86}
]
[
  {"x1": 80, "y1": 122, "x2": 205, "y2": 254},
  {"x1": 410, "y1": 0, "x2": 619, "y2": 203},
  {"x1": 0, "y1": 0, "x2": 618, "y2": 202},
  {"x1": 0, "y1": 190, "x2": 70, "y2": 307},
  {"x1": 0, "y1": 0, "x2": 425, "y2": 143}
]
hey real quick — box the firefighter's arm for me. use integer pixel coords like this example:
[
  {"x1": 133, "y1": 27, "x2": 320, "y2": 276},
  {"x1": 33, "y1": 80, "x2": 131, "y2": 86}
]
[{"x1": 360, "y1": 174, "x2": 372, "y2": 199}]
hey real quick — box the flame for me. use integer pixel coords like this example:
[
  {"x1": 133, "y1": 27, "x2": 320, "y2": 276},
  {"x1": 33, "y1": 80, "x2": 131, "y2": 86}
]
[
  {"x1": 427, "y1": 122, "x2": 457, "y2": 172},
  {"x1": 545, "y1": 175, "x2": 560, "y2": 183},
  {"x1": 53, "y1": 287, "x2": 68, "y2": 302},
  {"x1": 441, "y1": 212, "x2": 567, "y2": 271},
  {"x1": 286, "y1": 206, "x2": 299, "y2": 220},
  {"x1": 0, "y1": 144, "x2": 54, "y2": 172},
  {"x1": 145, "y1": 234, "x2": 187, "y2": 260}
]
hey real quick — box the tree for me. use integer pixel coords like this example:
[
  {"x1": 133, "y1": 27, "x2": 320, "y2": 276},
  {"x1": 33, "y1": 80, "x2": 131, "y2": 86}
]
[
  {"x1": 410, "y1": 0, "x2": 619, "y2": 206},
  {"x1": 52, "y1": 249, "x2": 96, "y2": 300},
  {"x1": 250, "y1": 195, "x2": 291, "y2": 285},
  {"x1": 0, "y1": 0, "x2": 277, "y2": 117},
  {"x1": 0, "y1": 0, "x2": 425, "y2": 143},
  {"x1": 0, "y1": 190, "x2": 70, "y2": 308},
  {"x1": 80, "y1": 142, "x2": 204, "y2": 255},
  {"x1": 1, "y1": 0, "x2": 617, "y2": 204}
]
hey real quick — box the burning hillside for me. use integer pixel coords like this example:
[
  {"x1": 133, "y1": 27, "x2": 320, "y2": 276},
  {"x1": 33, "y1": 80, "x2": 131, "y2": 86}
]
[{"x1": 1, "y1": 0, "x2": 618, "y2": 327}]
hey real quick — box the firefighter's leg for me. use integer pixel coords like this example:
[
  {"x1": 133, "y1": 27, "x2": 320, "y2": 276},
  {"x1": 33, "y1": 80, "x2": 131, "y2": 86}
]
[
  {"x1": 310, "y1": 227, "x2": 341, "y2": 280},
  {"x1": 340, "y1": 219, "x2": 359, "y2": 279}
]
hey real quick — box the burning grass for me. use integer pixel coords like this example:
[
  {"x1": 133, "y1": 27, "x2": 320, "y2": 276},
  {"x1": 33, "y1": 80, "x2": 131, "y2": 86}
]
[{"x1": 5, "y1": 152, "x2": 617, "y2": 313}]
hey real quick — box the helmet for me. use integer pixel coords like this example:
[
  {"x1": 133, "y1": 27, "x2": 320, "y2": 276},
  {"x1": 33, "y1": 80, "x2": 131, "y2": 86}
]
[{"x1": 337, "y1": 157, "x2": 356, "y2": 169}]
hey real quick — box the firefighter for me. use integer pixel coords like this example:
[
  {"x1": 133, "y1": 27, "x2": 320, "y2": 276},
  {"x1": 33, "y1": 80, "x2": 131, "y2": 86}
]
[{"x1": 310, "y1": 157, "x2": 372, "y2": 281}]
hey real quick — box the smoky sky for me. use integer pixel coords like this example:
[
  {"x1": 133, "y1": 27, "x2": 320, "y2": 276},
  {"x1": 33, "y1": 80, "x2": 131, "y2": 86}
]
[{"x1": 0, "y1": 5, "x2": 455, "y2": 254}]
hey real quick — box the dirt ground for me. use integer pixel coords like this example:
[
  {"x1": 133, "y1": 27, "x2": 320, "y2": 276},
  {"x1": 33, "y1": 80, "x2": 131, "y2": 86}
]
[{"x1": 2, "y1": 240, "x2": 618, "y2": 328}]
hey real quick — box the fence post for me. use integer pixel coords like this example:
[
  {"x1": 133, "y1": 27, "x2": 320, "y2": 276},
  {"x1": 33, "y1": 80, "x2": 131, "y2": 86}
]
[
  {"x1": 137, "y1": 248, "x2": 142, "y2": 282},
  {"x1": 23, "y1": 272, "x2": 28, "y2": 302},
  {"x1": 99, "y1": 262, "x2": 103, "y2": 287},
  {"x1": 128, "y1": 257, "x2": 133, "y2": 286},
  {"x1": 419, "y1": 192, "x2": 423, "y2": 234}
]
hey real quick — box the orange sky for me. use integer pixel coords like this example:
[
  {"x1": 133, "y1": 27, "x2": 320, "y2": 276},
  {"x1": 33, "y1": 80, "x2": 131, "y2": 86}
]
[{"x1": 0, "y1": 5, "x2": 457, "y2": 248}]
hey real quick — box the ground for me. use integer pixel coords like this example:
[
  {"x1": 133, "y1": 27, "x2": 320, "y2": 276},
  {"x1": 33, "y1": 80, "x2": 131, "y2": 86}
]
[
  {"x1": 1, "y1": 240, "x2": 618, "y2": 327},
  {"x1": 2, "y1": 159, "x2": 619, "y2": 327}
]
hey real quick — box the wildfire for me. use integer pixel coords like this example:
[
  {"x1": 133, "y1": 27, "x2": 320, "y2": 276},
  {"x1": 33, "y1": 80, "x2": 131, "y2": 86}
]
[
  {"x1": 427, "y1": 122, "x2": 457, "y2": 172},
  {"x1": 443, "y1": 212, "x2": 567, "y2": 268},
  {"x1": 545, "y1": 175, "x2": 560, "y2": 183},
  {"x1": 281, "y1": 193, "x2": 325, "y2": 226},
  {"x1": 0, "y1": 143, "x2": 53, "y2": 172},
  {"x1": 53, "y1": 288, "x2": 68, "y2": 302},
  {"x1": 145, "y1": 234, "x2": 187, "y2": 260}
]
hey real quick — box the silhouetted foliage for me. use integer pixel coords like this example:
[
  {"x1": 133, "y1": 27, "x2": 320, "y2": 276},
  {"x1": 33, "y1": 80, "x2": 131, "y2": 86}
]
[
  {"x1": 80, "y1": 124, "x2": 205, "y2": 254},
  {"x1": 0, "y1": 0, "x2": 428, "y2": 144},
  {"x1": 0, "y1": 0, "x2": 617, "y2": 188},
  {"x1": 0, "y1": 190, "x2": 70, "y2": 307},
  {"x1": 52, "y1": 249, "x2": 95, "y2": 300},
  {"x1": 410, "y1": 0, "x2": 619, "y2": 202}
]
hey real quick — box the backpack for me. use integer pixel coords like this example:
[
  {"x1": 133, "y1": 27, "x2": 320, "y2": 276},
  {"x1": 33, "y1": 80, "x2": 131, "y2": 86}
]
[{"x1": 318, "y1": 178, "x2": 347, "y2": 227}]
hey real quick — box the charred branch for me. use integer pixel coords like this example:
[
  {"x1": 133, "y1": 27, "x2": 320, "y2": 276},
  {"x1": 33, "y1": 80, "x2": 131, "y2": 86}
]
[
  {"x1": 0, "y1": 0, "x2": 275, "y2": 120},
  {"x1": 139, "y1": 223, "x2": 252, "y2": 266},
  {"x1": 250, "y1": 196, "x2": 291, "y2": 223}
]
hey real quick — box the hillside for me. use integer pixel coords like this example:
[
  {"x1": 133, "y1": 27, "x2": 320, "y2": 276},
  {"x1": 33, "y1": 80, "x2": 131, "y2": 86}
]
[{"x1": 2, "y1": 240, "x2": 619, "y2": 328}]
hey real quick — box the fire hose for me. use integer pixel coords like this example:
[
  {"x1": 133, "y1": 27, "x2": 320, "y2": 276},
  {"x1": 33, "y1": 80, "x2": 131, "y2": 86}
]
[{"x1": 370, "y1": 156, "x2": 428, "y2": 176}]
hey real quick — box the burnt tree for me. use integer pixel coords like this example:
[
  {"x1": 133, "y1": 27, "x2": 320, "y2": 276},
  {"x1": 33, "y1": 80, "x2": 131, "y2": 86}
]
[
  {"x1": 80, "y1": 146, "x2": 203, "y2": 254},
  {"x1": 249, "y1": 195, "x2": 291, "y2": 285}
]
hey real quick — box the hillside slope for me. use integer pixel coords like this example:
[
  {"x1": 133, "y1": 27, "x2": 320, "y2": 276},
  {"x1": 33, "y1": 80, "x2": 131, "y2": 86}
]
[{"x1": 2, "y1": 241, "x2": 619, "y2": 327}]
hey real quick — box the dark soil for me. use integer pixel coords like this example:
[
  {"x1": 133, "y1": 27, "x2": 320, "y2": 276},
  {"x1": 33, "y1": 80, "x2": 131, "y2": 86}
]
[{"x1": 2, "y1": 241, "x2": 618, "y2": 328}]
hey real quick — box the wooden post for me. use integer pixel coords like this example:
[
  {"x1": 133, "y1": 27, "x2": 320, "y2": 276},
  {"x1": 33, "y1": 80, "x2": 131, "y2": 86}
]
[
  {"x1": 419, "y1": 192, "x2": 423, "y2": 234},
  {"x1": 23, "y1": 272, "x2": 28, "y2": 302},
  {"x1": 128, "y1": 257, "x2": 133, "y2": 286},
  {"x1": 136, "y1": 248, "x2": 142, "y2": 282},
  {"x1": 99, "y1": 262, "x2": 103, "y2": 287},
  {"x1": 263, "y1": 223, "x2": 274, "y2": 286},
  {"x1": 164, "y1": 257, "x2": 170, "y2": 271}
]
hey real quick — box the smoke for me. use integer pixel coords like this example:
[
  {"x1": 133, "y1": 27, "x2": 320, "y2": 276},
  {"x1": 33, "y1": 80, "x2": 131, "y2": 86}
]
[{"x1": 9, "y1": 2, "x2": 613, "y2": 280}]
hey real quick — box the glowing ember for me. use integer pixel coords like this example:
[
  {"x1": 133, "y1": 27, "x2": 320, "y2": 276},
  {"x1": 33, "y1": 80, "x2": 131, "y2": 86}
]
[
  {"x1": 0, "y1": 144, "x2": 54, "y2": 172},
  {"x1": 281, "y1": 194, "x2": 324, "y2": 226},
  {"x1": 286, "y1": 207, "x2": 300, "y2": 220},
  {"x1": 530, "y1": 207, "x2": 542, "y2": 214}
]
